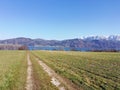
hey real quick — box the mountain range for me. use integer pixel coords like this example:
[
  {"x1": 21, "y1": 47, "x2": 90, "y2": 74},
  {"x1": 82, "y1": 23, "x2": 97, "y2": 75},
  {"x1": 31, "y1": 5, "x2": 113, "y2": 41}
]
[{"x1": 0, "y1": 35, "x2": 120, "y2": 51}]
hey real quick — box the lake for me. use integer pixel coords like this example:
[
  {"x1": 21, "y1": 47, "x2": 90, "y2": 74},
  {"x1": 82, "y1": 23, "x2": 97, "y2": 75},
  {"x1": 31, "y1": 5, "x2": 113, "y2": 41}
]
[{"x1": 28, "y1": 46, "x2": 88, "y2": 51}]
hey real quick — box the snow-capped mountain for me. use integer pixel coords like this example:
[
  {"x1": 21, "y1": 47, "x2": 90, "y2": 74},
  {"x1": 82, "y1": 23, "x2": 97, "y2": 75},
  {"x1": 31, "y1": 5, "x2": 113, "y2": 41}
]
[
  {"x1": 108, "y1": 35, "x2": 120, "y2": 41},
  {"x1": 0, "y1": 35, "x2": 120, "y2": 51},
  {"x1": 83, "y1": 35, "x2": 120, "y2": 41}
]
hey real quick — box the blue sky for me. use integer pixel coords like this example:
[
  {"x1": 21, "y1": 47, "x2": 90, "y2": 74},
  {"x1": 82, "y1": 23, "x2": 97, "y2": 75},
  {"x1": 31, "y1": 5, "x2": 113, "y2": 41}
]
[{"x1": 0, "y1": 0, "x2": 120, "y2": 40}]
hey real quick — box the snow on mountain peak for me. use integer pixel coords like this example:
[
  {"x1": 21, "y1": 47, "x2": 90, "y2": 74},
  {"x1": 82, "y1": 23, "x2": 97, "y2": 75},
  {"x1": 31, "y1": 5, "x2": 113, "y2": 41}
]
[{"x1": 82, "y1": 35, "x2": 120, "y2": 41}]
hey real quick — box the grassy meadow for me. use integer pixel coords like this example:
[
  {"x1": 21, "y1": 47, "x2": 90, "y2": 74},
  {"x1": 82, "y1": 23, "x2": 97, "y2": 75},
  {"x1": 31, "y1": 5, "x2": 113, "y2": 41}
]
[
  {"x1": 32, "y1": 51, "x2": 120, "y2": 90},
  {"x1": 29, "y1": 53, "x2": 58, "y2": 90},
  {"x1": 0, "y1": 51, "x2": 27, "y2": 90},
  {"x1": 0, "y1": 50, "x2": 120, "y2": 90},
  {"x1": 0, "y1": 51, "x2": 58, "y2": 90}
]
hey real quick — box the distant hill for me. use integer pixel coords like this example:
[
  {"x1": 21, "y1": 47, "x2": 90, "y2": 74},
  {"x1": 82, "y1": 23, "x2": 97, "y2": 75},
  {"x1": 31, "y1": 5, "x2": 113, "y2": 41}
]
[{"x1": 0, "y1": 35, "x2": 120, "y2": 51}]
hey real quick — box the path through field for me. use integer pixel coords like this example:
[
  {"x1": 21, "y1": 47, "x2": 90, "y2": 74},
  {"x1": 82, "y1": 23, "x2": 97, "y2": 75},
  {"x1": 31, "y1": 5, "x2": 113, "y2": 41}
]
[
  {"x1": 38, "y1": 60, "x2": 65, "y2": 90},
  {"x1": 26, "y1": 53, "x2": 33, "y2": 90},
  {"x1": 25, "y1": 52, "x2": 80, "y2": 90},
  {"x1": 1, "y1": 51, "x2": 119, "y2": 90},
  {"x1": 36, "y1": 58, "x2": 79, "y2": 90}
]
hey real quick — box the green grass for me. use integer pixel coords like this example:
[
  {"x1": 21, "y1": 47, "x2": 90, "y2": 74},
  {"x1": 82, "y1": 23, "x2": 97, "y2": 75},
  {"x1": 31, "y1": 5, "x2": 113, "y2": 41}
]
[
  {"x1": 0, "y1": 51, "x2": 27, "y2": 90},
  {"x1": 0, "y1": 50, "x2": 120, "y2": 90},
  {"x1": 32, "y1": 51, "x2": 120, "y2": 90},
  {"x1": 30, "y1": 52, "x2": 58, "y2": 90},
  {"x1": 0, "y1": 51, "x2": 58, "y2": 90}
]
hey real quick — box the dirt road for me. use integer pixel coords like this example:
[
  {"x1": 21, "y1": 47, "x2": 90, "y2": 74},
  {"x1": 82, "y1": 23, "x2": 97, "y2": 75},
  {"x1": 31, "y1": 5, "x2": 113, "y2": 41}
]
[
  {"x1": 26, "y1": 53, "x2": 33, "y2": 90},
  {"x1": 25, "y1": 52, "x2": 80, "y2": 90},
  {"x1": 37, "y1": 58, "x2": 79, "y2": 90}
]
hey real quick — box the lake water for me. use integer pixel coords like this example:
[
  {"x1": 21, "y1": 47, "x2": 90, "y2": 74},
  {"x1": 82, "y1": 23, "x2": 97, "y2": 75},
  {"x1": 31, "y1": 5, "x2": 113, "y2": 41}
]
[{"x1": 28, "y1": 46, "x2": 88, "y2": 51}]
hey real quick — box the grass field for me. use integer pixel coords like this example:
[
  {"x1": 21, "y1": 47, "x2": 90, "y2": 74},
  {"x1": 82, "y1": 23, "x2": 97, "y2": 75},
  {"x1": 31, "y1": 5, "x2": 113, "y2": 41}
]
[
  {"x1": 0, "y1": 51, "x2": 27, "y2": 90},
  {"x1": 32, "y1": 51, "x2": 120, "y2": 90},
  {"x1": 0, "y1": 51, "x2": 58, "y2": 90},
  {"x1": 0, "y1": 50, "x2": 120, "y2": 90},
  {"x1": 29, "y1": 53, "x2": 58, "y2": 90}
]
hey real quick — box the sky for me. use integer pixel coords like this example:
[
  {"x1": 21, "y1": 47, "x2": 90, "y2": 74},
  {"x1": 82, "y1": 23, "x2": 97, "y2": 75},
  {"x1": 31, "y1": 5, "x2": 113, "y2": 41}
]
[{"x1": 0, "y1": 0, "x2": 120, "y2": 40}]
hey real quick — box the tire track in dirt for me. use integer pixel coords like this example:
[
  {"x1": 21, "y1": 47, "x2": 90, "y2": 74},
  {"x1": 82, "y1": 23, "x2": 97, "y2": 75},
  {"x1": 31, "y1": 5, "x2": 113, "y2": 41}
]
[
  {"x1": 25, "y1": 53, "x2": 33, "y2": 90},
  {"x1": 37, "y1": 58, "x2": 80, "y2": 90},
  {"x1": 38, "y1": 59, "x2": 65, "y2": 90}
]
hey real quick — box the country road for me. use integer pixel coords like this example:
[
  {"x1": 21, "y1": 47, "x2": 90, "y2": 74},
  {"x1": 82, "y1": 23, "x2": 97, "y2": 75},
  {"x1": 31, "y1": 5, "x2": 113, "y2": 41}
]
[
  {"x1": 26, "y1": 53, "x2": 34, "y2": 90},
  {"x1": 25, "y1": 52, "x2": 80, "y2": 90}
]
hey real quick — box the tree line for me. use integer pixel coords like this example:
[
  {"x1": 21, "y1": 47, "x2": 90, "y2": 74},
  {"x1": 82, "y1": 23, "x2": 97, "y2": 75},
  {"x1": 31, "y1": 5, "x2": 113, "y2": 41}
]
[{"x1": 0, "y1": 44, "x2": 28, "y2": 50}]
